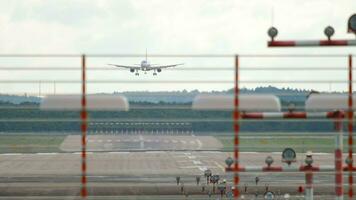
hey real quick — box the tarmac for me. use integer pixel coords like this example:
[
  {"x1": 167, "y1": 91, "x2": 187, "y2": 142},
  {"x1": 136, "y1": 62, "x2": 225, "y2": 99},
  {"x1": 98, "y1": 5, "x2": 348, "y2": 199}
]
[{"x1": 0, "y1": 134, "x2": 354, "y2": 199}]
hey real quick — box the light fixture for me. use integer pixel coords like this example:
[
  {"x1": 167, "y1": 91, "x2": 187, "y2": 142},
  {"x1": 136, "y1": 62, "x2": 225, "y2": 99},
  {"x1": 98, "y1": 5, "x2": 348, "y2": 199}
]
[
  {"x1": 324, "y1": 26, "x2": 335, "y2": 40},
  {"x1": 268, "y1": 27, "x2": 278, "y2": 40},
  {"x1": 348, "y1": 14, "x2": 356, "y2": 34}
]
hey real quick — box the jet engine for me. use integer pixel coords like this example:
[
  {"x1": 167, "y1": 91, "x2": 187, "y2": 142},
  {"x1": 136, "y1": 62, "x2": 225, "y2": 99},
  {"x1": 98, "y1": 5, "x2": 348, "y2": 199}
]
[
  {"x1": 157, "y1": 68, "x2": 162, "y2": 72},
  {"x1": 130, "y1": 68, "x2": 135, "y2": 73}
]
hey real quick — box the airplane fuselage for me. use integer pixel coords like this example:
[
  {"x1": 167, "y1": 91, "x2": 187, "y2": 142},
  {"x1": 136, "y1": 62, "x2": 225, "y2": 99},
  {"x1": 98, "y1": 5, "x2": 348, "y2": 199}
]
[{"x1": 140, "y1": 60, "x2": 151, "y2": 71}]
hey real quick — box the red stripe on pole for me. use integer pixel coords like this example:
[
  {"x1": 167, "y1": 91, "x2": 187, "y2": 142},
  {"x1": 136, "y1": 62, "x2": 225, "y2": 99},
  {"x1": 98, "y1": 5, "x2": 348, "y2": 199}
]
[
  {"x1": 81, "y1": 55, "x2": 88, "y2": 199},
  {"x1": 241, "y1": 113, "x2": 263, "y2": 119},
  {"x1": 233, "y1": 55, "x2": 240, "y2": 199},
  {"x1": 305, "y1": 172, "x2": 313, "y2": 189},
  {"x1": 262, "y1": 166, "x2": 283, "y2": 172},
  {"x1": 320, "y1": 40, "x2": 348, "y2": 46},
  {"x1": 268, "y1": 41, "x2": 296, "y2": 47},
  {"x1": 327, "y1": 111, "x2": 345, "y2": 119},
  {"x1": 283, "y1": 112, "x2": 307, "y2": 119},
  {"x1": 299, "y1": 165, "x2": 320, "y2": 172},
  {"x1": 348, "y1": 54, "x2": 354, "y2": 198}
]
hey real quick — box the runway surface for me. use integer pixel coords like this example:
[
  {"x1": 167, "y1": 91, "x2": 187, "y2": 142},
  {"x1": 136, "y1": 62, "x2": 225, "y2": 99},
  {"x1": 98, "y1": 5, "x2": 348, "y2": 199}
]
[
  {"x1": 60, "y1": 135, "x2": 223, "y2": 151},
  {"x1": 0, "y1": 134, "x2": 354, "y2": 199}
]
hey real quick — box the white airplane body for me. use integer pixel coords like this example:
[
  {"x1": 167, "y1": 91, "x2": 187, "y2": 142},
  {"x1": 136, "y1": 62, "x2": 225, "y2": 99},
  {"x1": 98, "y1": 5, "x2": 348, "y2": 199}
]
[{"x1": 108, "y1": 51, "x2": 183, "y2": 76}]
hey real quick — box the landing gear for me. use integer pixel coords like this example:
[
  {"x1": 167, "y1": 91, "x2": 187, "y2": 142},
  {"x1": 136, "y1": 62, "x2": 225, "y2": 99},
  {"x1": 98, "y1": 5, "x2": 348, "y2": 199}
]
[
  {"x1": 135, "y1": 70, "x2": 139, "y2": 76},
  {"x1": 153, "y1": 70, "x2": 157, "y2": 76}
]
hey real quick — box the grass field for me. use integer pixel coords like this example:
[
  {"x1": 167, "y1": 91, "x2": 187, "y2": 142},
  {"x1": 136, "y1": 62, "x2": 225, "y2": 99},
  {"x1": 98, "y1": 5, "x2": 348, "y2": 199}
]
[
  {"x1": 0, "y1": 135, "x2": 65, "y2": 153},
  {"x1": 216, "y1": 135, "x2": 356, "y2": 153}
]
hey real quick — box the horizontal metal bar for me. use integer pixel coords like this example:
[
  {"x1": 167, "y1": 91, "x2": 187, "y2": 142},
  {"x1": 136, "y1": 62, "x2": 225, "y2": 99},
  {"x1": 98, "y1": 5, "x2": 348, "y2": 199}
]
[
  {"x1": 0, "y1": 80, "x2": 351, "y2": 84},
  {"x1": 0, "y1": 118, "x2": 347, "y2": 122},
  {"x1": 269, "y1": 40, "x2": 356, "y2": 47},
  {"x1": 0, "y1": 67, "x2": 352, "y2": 71},
  {"x1": 0, "y1": 54, "x2": 351, "y2": 58}
]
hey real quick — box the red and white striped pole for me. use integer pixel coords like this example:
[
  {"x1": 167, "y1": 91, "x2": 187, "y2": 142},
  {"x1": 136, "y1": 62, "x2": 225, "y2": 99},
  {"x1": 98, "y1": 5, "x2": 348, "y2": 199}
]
[
  {"x1": 81, "y1": 55, "x2": 88, "y2": 198},
  {"x1": 334, "y1": 111, "x2": 344, "y2": 200},
  {"x1": 268, "y1": 40, "x2": 356, "y2": 47},
  {"x1": 240, "y1": 111, "x2": 342, "y2": 119},
  {"x1": 226, "y1": 165, "x2": 333, "y2": 173},
  {"x1": 233, "y1": 55, "x2": 240, "y2": 199},
  {"x1": 301, "y1": 166, "x2": 316, "y2": 200},
  {"x1": 348, "y1": 55, "x2": 354, "y2": 199}
]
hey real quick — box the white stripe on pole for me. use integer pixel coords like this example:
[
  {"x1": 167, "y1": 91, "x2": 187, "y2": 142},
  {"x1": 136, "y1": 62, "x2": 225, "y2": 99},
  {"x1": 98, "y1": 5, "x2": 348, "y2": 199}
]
[
  {"x1": 295, "y1": 40, "x2": 321, "y2": 46},
  {"x1": 262, "y1": 112, "x2": 284, "y2": 118},
  {"x1": 348, "y1": 40, "x2": 356, "y2": 45},
  {"x1": 306, "y1": 112, "x2": 329, "y2": 118}
]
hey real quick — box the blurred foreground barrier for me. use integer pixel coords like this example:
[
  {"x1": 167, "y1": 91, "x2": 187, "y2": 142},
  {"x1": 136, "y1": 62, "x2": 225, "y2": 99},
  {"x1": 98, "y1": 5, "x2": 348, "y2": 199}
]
[
  {"x1": 40, "y1": 95, "x2": 129, "y2": 111},
  {"x1": 192, "y1": 94, "x2": 281, "y2": 112}
]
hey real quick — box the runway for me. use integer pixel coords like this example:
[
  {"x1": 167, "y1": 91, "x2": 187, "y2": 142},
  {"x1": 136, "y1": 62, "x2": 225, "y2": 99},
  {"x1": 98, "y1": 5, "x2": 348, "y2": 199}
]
[
  {"x1": 0, "y1": 135, "x2": 354, "y2": 199},
  {"x1": 60, "y1": 135, "x2": 223, "y2": 151}
]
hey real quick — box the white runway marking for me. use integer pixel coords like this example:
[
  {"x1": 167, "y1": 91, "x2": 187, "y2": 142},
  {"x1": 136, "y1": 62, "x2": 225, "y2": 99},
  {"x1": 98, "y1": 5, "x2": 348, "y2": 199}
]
[
  {"x1": 203, "y1": 151, "x2": 223, "y2": 154},
  {"x1": 180, "y1": 166, "x2": 199, "y2": 169},
  {"x1": 139, "y1": 135, "x2": 144, "y2": 149},
  {"x1": 0, "y1": 153, "x2": 23, "y2": 156},
  {"x1": 180, "y1": 140, "x2": 187, "y2": 144},
  {"x1": 145, "y1": 151, "x2": 164, "y2": 154},
  {"x1": 196, "y1": 139, "x2": 203, "y2": 149},
  {"x1": 198, "y1": 166, "x2": 207, "y2": 171},
  {"x1": 214, "y1": 161, "x2": 226, "y2": 172},
  {"x1": 193, "y1": 160, "x2": 202, "y2": 165},
  {"x1": 108, "y1": 152, "x2": 130, "y2": 154}
]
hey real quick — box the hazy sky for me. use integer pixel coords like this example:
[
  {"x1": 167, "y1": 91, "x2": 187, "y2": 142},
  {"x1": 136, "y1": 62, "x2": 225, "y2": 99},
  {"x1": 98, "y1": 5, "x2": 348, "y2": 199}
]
[{"x1": 0, "y1": 0, "x2": 355, "y2": 94}]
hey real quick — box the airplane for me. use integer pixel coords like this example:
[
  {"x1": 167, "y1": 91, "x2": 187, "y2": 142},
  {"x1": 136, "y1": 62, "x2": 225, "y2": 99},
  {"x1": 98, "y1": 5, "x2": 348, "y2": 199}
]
[{"x1": 108, "y1": 50, "x2": 184, "y2": 76}]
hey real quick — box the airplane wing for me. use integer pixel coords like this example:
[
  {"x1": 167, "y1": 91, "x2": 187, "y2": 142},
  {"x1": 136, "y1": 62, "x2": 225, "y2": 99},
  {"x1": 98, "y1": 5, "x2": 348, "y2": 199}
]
[
  {"x1": 108, "y1": 64, "x2": 141, "y2": 69},
  {"x1": 150, "y1": 63, "x2": 184, "y2": 69}
]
